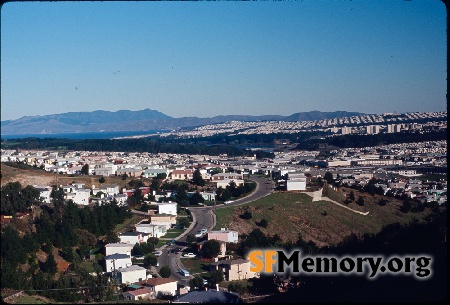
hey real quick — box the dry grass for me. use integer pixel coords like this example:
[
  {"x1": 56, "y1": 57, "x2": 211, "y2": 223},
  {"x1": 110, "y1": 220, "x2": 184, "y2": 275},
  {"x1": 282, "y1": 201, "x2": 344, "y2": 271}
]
[{"x1": 215, "y1": 189, "x2": 432, "y2": 247}]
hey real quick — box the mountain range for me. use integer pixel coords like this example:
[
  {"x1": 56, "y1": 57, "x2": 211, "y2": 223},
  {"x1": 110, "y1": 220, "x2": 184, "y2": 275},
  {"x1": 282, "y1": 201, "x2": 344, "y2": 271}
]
[{"x1": 0, "y1": 109, "x2": 366, "y2": 135}]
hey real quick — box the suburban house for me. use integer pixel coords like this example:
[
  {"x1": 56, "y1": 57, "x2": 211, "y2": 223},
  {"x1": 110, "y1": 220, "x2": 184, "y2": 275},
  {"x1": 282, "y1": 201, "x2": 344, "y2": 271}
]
[
  {"x1": 207, "y1": 229, "x2": 239, "y2": 243},
  {"x1": 123, "y1": 288, "x2": 153, "y2": 301},
  {"x1": 152, "y1": 202, "x2": 177, "y2": 215},
  {"x1": 215, "y1": 179, "x2": 244, "y2": 188},
  {"x1": 65, "y1": 189, "x2": 91, "y2": 205},
  {"x1": 286, "y1": 172, "x2": 307, "y2": 191},
  {"x1": 104, "y1": 243, "x2": 133, "y2": 256},
  {"x1": 104, "y1": 253, "x2": 132, "y2": 272},
  {"x1": 211, "y1": 173, "x2": 243, "y2": 181},
  {"x1": 153, "y1": 191, "x2": 175, "y2": 201},
  {"x1": 149, "y1": 214, "x2": 177, "y2": 227},
  {"x1": 92, "y1": 184, "x2": 120, "y2": 197},
  {"x1": 135, "y1": 223, "x2": 167, "y2": 238},
  {"x1": 34, "y1": 186, "x2": 52, "y2": 204},
  {"x1": 136, "y1": 278, "x2": 179, "y2": 297},
  {"x1": 117, "y1": 265, "x2": 147, "y2": 285},
  {"x1": 171, "y1": 169, "x2": 194, "y2": 180},
  {"x1": 210, "y1": 258, "x2": 258, "y2": 281},
  {"x1": 119, "y1": 231, "x2": 149, "y2": 245},
  {"x1": 144, "y1": 168, "x2": 170, "y2": 178},
  {"x1": 116, "y1": 167, "x2": 143, "y2": 177}
]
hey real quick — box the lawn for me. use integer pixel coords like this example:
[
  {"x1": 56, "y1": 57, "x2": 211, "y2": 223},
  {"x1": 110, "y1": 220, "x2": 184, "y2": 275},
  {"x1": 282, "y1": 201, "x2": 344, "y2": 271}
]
[
  {"x1": 12, "y1": 295, "x2": 47, "y2": 304},
  {"x1": 180, "y1": 258, "x2": 212, "y2": 275},
  {"x1": 214, "y1": 189, "x2": 436, "y2": 247}
]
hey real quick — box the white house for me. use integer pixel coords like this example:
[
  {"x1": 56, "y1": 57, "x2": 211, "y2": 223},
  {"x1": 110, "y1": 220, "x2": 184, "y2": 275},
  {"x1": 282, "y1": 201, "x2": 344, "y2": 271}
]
[
  {"x1": 215, "y1": 179, "x2": 244, "y2": 189},
  {"x1": 114, "y1": 194, "x2": 128, "y2": 206},
  {"x1": 65, "y1": 189, "x2": 91, "y2": 205},
  {"x1": 92, "y1": 184, "x2": 120, "y2": 197},
  {"x1": 104, "y1": 243, "x2": 133, "y2": 256},
  {"x1": 118, "y1": 265, "x2": 147, "y2": 285},
  {"x1": 135, "y1": 223, "x2": 167, "y2": 238},
  {"x1": 155, "y1": 202, "x2": 177, "y2": 216},
  {"x1": 119, "y1": 232, "x2": 149, "y2": 245},
  {"x1": 104, "y1": 253, "x2": 132, "y2": 272},
  {"x1": 286, "y1": 178, "x2": 307, "y2": 191},
  {"x1": 35, "y1": 186, "x2": 52, "y2": 204},
  {"x1": 137, "y1": 278, "x2": 179, "y2": 297},
  {"x1": 207, "y1": 229, "x2": 239, "y2": 243}
]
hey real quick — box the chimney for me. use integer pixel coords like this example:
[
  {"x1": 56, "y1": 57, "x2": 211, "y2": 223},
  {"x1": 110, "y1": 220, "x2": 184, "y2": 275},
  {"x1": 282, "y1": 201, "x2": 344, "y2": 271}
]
[
  {"x1": 92, "y1": 185, "x2": 95, "y2": 189},
  {"x1": 216, "y1": 284, "x2": 219, "y2": 291}
]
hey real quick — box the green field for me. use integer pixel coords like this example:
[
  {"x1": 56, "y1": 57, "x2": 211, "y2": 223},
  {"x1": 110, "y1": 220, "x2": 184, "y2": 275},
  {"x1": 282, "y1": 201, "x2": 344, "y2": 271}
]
[{"x1": 214, "y1": 190, "x2": 435, "y2": 247}]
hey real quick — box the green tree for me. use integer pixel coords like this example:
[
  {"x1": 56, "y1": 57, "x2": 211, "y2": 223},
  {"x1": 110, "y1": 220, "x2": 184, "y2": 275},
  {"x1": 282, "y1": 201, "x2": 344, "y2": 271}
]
[
  {"x1": 178, "y1": 217, "x2": 190, "y2": 228},
  {"x1": 99, "y1": 177, "x2": 106, "y2": 183},
  {"x1": 189, "y1": 191, "x2": 205, "y2": 205},
  {"x1": 209, "y1": 269, "x2": 224, "y2": 286},
  {"x1": 44, "y1": 253, "x2": 57, "y2": 274},
  {"x1": 81, "y1": 164, "x2": 89, "y2": 175},
  {"x1": 357, "y1": 196, "x2": 365, "y2": 206},
  {"x1": 324, "y1": 172, "x2": 334, "y2": 184},
  {"x1": 186, "y1": 233, "x2": 197, "y2": 245},
  {"x1": 143, "y1": 254, "x2": 158, "y2": 268},
  {"x1": 105, "y1": 231, "x2": 120, "y2": 244},
  {"x1": 201, "y1": 240, "x2": 220, "y2": 259},
  {"x1": 257, "y1": 219, "x2": 268, "y2": 228},
  {"x1": 193, "y1": 169, "x2": 206, "y2": 186},
  {"x1": 159, "y1": 266, "x2": 171, "y2": 278},
  {"x1": 189, "y1": 275, "x2": 205, "y2": 290},
  {"x1": 348, "y1": 191, "x2": 355, "y2": 201}
]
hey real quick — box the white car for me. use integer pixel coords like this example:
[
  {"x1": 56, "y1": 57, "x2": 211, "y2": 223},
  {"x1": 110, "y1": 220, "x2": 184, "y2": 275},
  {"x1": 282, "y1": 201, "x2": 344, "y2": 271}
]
[
  {"x1": 183, "y1": 253, "x2": 196, "y2": 258},
  {"x1": 224, "y1": 200, "x2": 234, "y2": 205},
  {"x1": 153, "y1": 250, "x2": 163, "y2": 257},
  {"x1": 200, "y1": 228, "x2": 208, "y2": 234},
  {"x1": 194, "y1": 231, "x2": 203, "y2": 238}
]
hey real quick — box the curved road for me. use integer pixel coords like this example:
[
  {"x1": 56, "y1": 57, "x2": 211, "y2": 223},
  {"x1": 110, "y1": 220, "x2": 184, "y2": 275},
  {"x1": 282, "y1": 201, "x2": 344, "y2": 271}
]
[{"x1": 156, "y1": 175, "x2": 275, "y2": 282}]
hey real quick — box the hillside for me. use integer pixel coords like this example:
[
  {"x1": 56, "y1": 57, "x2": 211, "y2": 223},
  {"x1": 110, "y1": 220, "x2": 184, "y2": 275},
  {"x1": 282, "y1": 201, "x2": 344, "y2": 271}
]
[{"x1": 214, "y1": 189, "x2": 435, "y2": 247}]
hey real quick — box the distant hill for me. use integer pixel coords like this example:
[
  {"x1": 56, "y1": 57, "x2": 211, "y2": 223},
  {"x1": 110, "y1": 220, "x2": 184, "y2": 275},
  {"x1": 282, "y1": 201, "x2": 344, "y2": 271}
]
[{"x1": 0, "y1": 109, "x2": 366, "y2": 135}]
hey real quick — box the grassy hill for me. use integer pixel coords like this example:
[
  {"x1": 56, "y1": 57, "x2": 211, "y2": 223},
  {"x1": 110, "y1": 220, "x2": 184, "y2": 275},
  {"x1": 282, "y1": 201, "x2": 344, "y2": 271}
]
[{"x1": 214, "y1": 189, "x2": 434, "y2": 247}]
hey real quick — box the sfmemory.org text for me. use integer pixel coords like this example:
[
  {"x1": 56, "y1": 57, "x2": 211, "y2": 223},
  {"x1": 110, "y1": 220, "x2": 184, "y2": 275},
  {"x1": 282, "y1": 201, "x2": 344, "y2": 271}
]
[{"x1": 248, "y1": 249, "x2": 432, "y2": 279}]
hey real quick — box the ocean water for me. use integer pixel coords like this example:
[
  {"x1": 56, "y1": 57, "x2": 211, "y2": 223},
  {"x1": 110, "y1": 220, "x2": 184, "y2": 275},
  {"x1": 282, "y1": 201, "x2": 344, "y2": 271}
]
[{"x1": 1, "y1": 130, "x2": 166, "y2": 140}]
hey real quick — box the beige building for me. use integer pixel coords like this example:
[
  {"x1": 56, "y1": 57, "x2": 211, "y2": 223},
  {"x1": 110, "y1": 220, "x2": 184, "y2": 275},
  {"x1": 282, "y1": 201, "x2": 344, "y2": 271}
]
[{"x1": 210, "y1": 258, "x2": 258, "y2": 281}]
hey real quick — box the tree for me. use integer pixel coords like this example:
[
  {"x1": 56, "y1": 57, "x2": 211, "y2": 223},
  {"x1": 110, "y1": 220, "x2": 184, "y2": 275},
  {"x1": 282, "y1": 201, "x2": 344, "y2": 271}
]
[
  {"x1": 44, "y1": 253, "x2": 57, "y2": 274},
  {"x1": 348, "y1": 191, "x2": 355, "y2": 201},
  {"x1": 105, "y1": 231, "x2": 120, "y2": 244},
  {"x1": 99, "y1": 177, "x2": 106, "y2": 183},
  {"x1": 190, "y1": 276, "x2": 205, "y2": 290},
  {"x1": 143, "y1": 254, "x2": 158, "y2": 268},
  {"x1": 178, "y1": 217, "x2": 190, "y2": 228},
  {"x1": 257, "y1": 219, "x2": 268, "y2": 228},
  {"x1": 189, "y1": 191, "x2": 205, "y2": 205},
  {"x1": 81, "y1": 164, "x2": 89, "y2": 175},
  {"x1": 192, "y1": 169, "x2": 206, "y2": 186},
  {"x1": 159, "y1": 266, "x2": 171, "y2": 278},
  {"x1": 357, "y1": 196, "x2": 365, "y2": 206},
  {"x1": 209, "y1": 269, "x2": 224, "y2": 286},
  {"x1": 202, "y1": 240, "x2": 220, "y2": 259},
  {"x1": 186, "y1": 233, "x2": 197, "y2": 245},
  {"x1": 324, "y1": 172, "x2": 334, "y2": 184},
  {"x1": 240, "y1": 210, "x2": 252, "y2": 220}
]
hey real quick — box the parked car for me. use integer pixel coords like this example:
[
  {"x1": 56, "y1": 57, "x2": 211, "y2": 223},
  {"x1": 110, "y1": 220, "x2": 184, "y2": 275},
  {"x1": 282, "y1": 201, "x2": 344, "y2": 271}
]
[
  {"x1": 194, "y1": 231, "x2": 203, "y2": 238},
  {"x1": 224, "y1": 200, "x2": 234, "y2": 205},
  {"x1": 183, "y1": 253, "x2": 196, "y2": 258},
  {"x1": 200, "y1": 228, "x2": 208, "y2": 234},
  {"x1": 153, "y1": 250, "x2": 162, "y2": 257}
]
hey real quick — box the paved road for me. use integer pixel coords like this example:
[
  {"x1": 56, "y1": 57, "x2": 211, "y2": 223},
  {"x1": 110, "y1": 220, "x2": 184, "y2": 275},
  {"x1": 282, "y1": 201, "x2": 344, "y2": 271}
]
[{"x1": 156, "y1": 175, "x2": 275, "y2": 282}]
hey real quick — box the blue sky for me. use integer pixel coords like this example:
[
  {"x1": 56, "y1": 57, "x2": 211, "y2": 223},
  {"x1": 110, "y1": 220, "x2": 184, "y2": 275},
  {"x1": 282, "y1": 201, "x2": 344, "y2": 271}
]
[{"x1": 1, "y1": 0, "x2": 446, "y2": 121}]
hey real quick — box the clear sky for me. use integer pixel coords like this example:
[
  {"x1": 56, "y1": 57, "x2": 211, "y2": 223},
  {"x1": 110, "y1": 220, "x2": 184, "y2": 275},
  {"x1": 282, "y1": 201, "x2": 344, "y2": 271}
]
[{"x1": 1, "y1": 0, "x2": 447, "y2": 121}]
